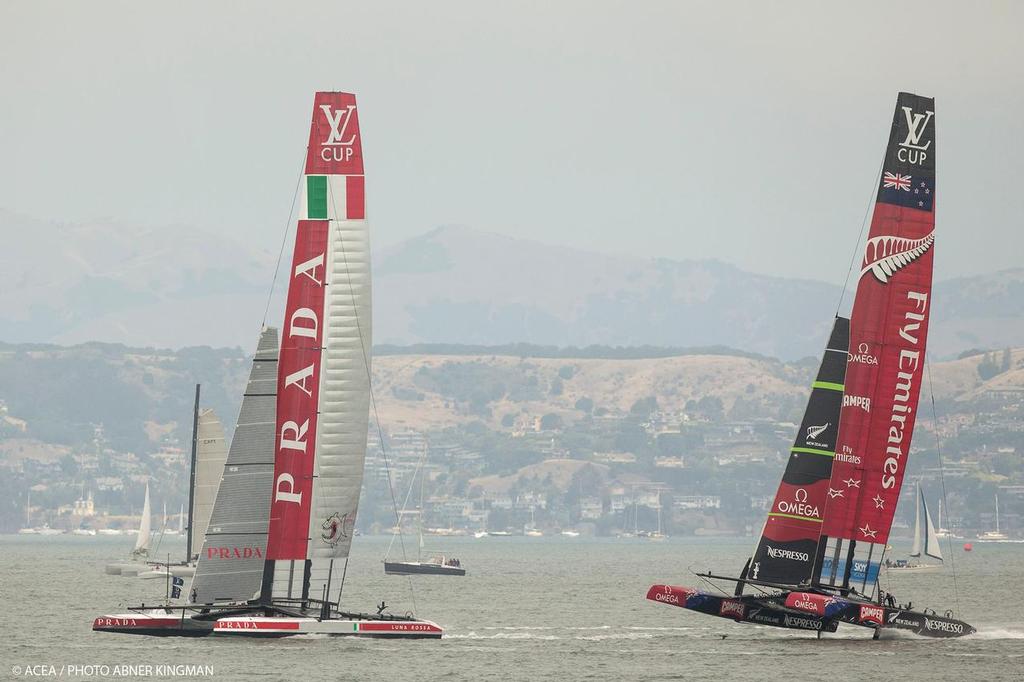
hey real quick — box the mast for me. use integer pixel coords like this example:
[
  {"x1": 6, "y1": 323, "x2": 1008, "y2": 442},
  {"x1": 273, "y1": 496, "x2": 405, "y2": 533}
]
[
  {"x1": 820, "y1": 92, "x2": 936, "y2": 590},
  {"x1": 910, "y1": 484, "x2": 923, "y2": 557},
  {"x1": 186, "y1": 384, "x2": 200, "y2": 563},
  {"x1": 418, "y1": 463, "x2": 425, "y2": 561}
]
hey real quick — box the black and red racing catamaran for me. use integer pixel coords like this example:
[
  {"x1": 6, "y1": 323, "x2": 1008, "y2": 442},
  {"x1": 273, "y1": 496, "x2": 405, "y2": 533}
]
[{"x1": 648, "y1": 92, "x2": 974, "y2": 638}]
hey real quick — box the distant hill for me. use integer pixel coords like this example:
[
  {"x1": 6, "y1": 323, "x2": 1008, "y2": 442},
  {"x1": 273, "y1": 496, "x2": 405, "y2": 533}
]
[
  {"x1": 2, "y1": 339, "x2": 1020, "y2": 458},
  {"x1": 4, "y1": 210, "x2": 1024, "y2": 359}
]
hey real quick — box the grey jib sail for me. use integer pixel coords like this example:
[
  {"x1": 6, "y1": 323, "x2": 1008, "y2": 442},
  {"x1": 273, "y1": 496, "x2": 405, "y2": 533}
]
[
  {"x1": 746, "y1": 317, "x2": 849, "y2": 585},
  {"x1": 189, "y1": 327, "x2": 279, "y2": 604}
]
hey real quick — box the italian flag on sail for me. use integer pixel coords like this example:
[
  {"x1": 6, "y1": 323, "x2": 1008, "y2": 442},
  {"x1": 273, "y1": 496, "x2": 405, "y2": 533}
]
[{"x1": 302, "y1": 175, "x2": 365, "y2": 221}]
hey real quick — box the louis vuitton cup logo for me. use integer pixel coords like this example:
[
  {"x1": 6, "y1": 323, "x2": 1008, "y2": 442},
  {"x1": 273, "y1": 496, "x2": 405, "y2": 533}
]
[
  {"x1": 319, "y1": 104, "x2": 358, "y2": 163},
  {"x1": 897, "y1": 105, "x2": 934, "y2": 165}
]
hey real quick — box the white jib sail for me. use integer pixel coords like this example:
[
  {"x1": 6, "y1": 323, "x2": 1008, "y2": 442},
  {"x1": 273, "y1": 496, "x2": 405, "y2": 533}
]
[
  {"x1": 922, "y1": 493, "x2": 943, "y2": 561},
  {"x1": 134, "y1": 483, "x2": 152, "y2": 554}
]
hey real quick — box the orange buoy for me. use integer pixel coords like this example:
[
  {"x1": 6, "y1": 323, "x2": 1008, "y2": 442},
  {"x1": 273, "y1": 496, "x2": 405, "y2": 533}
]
[{"x1": 963, "y1": 542, "x2": 973, "y2": 552}]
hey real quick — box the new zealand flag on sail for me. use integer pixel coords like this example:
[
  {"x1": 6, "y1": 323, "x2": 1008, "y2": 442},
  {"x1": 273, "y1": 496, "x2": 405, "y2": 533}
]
[
  {"x1": 171, "y1": 576, "x2": 184, "y2": 599},
  {"x1": 876, "y1": 92, "x2": 935, "y2": 212},
  {"x1": 879, "y1": 172, "x2": 934, "y2": 211}
]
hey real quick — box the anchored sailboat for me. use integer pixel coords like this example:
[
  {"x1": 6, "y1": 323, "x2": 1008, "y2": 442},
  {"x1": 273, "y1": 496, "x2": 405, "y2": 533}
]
[
  {"x1": 976, "y1": 492, "x2": 1020, "y2": 542},
  {"x1": 93, "y1": 92, "x2": 442, "y2": 638},
  {"x1": 107, "y1": 386, "x2": 228, "y2": 579},
  {"x1": 647, "y1": 93, "x2": 974, "y2": 638},
  {"x1": 884, "y1": 483, "x2": 942, "y2": 570},
  {"x1": 384, "y1": 459, "x2": 465, "y2": 576}
]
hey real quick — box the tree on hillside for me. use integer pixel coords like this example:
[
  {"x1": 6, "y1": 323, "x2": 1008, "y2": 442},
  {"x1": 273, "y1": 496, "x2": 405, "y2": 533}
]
[
  {"x1": 574, "y1": 396, "x2": 594, "y2": 414},
  {"x1": 630, "y1": 395, "x2": 658, "y2": 417},
  {"x1": 978, "y1": 352, "x2": 1001, "y2": 380},
  {"x1": 539, "y1": 413, "x2": 563, "y2": 431}
]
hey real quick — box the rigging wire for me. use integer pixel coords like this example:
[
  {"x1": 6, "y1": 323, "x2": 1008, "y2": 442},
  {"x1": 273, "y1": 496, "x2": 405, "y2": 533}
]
[
  {"x1": 834, "y1": 151, "x2": 886, "y2": 318},
  {"x1": 260, "y1": 152, "x2": 307, "y2": 330},
  {"x1": 384, "y1": 448, "x2": 428, "y2": 559},
  {"x1": 926, "y1": 358, "x2": 962, "y2": 616},
  {"x1": 326, "y1": 178, "x2": 418, "y2": 615},
  {"x1": 689, "y1": 565, "x2": 730, "y2": 597}
]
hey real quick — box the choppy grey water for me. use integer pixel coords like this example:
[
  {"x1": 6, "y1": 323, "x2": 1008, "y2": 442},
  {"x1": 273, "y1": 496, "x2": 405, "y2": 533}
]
[{"x1": 2, "y1": 535, "x2": 1022, "y2": 681}]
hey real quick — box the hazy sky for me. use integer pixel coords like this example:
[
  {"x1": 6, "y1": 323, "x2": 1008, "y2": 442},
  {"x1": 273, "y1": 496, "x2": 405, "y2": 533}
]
[{"x1": 2, "y1": 0, "x2": 1021, "y2": 282}]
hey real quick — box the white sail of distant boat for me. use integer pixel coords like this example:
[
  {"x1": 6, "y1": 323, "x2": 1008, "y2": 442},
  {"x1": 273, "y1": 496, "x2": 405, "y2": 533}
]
[
  {"x1": 909, "y1": 483, "x2": 942, "y2": 561},
  {"x1": 133, "y1": 483, "x2": 152, "y2": 557},
  {"x1": 178, "y1": 504, "x2": 185, "y2": 534},
  {"x1": 190, "y1": 408, "x2": 228, "y2": 559}
]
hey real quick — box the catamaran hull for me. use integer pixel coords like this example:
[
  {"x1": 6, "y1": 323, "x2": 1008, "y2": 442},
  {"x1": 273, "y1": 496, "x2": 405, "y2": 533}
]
[
  {"x1": 92, "y1": 612, "x2": 214, "y2": 637},
  {"x1": 213, "y1": 617, "x2": 443, "y2": 638},
  {"x1": 645, "y1": 585, "x2": 838, "y2": 633},
  {"x1": 93, "y1": 610, "x2": 443, "y2": 639},
  {"x1": 384, "y1": 561, "x2": 466, "y2": 576},
  {"x1": 647, "y1": 585, "x2": 975, "y2": 638}
]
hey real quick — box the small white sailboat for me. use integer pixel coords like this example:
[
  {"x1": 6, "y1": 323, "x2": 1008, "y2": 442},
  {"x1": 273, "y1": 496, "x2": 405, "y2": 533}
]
[
  {"x1": 524, "y1": 506, "x2": 543, "y2": 537},
  {"x1": 18, "y1": 492, "x2": 38, "y2": 534},
  {"x1": 646, "y1": 502, "x2": 667, "y2": 541},
  {"x1": 933, "y1": 500, "x2": 961, "y2": 539},
  {"x1": 384, "y1": 463, "x2": 465, "y2": 576},
  {"x1": 106, "y1": 483, "x2": 154, "y2": 576},
  {"x1": 133, "y1": 483, "x2": 153, "y2": 558},
  {"x1": 976, "y1": 492, "x2": 1021, "y2": 542},
  {"x1": 884, "y1": 484, "x2": 942, "y2": 571},
  {"x1": 164, "y1": 501, "x2": 180, "y2": 536}
]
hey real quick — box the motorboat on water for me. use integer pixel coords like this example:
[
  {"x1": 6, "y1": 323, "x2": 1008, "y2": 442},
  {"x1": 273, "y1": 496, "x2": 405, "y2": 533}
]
[{"x1": 385, "y1": 554, "x2": 466, "y2": 576}]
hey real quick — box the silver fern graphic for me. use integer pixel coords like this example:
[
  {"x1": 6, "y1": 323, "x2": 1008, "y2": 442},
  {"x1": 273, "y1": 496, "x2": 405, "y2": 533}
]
[
  {"x1": 861, "y1": 231, "x2": 935, "y2": 283},
  {"x1": 806, "y1": 423, "x2": 830, "y2": 441}
]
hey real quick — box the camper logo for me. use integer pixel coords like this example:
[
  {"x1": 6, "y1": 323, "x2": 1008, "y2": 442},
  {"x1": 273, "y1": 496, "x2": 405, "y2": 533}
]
[
  {"x1": 859, "y1": 605, "x2": 885, "y2": 624},
  {"x1": 719, "y1": 600, "x2": 746, "y2": 619},
  {"x1": 843, "y1": 394, "x2": 872, "y2": 413}
]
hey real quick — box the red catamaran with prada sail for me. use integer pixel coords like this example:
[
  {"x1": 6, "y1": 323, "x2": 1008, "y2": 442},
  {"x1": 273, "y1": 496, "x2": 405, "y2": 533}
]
[
  {"x1": 647, "y1": 92, "x2": 974, "y2": 638},
  {"x1": 92, "y1": 92, "x2": 442, "y2": 639}
]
